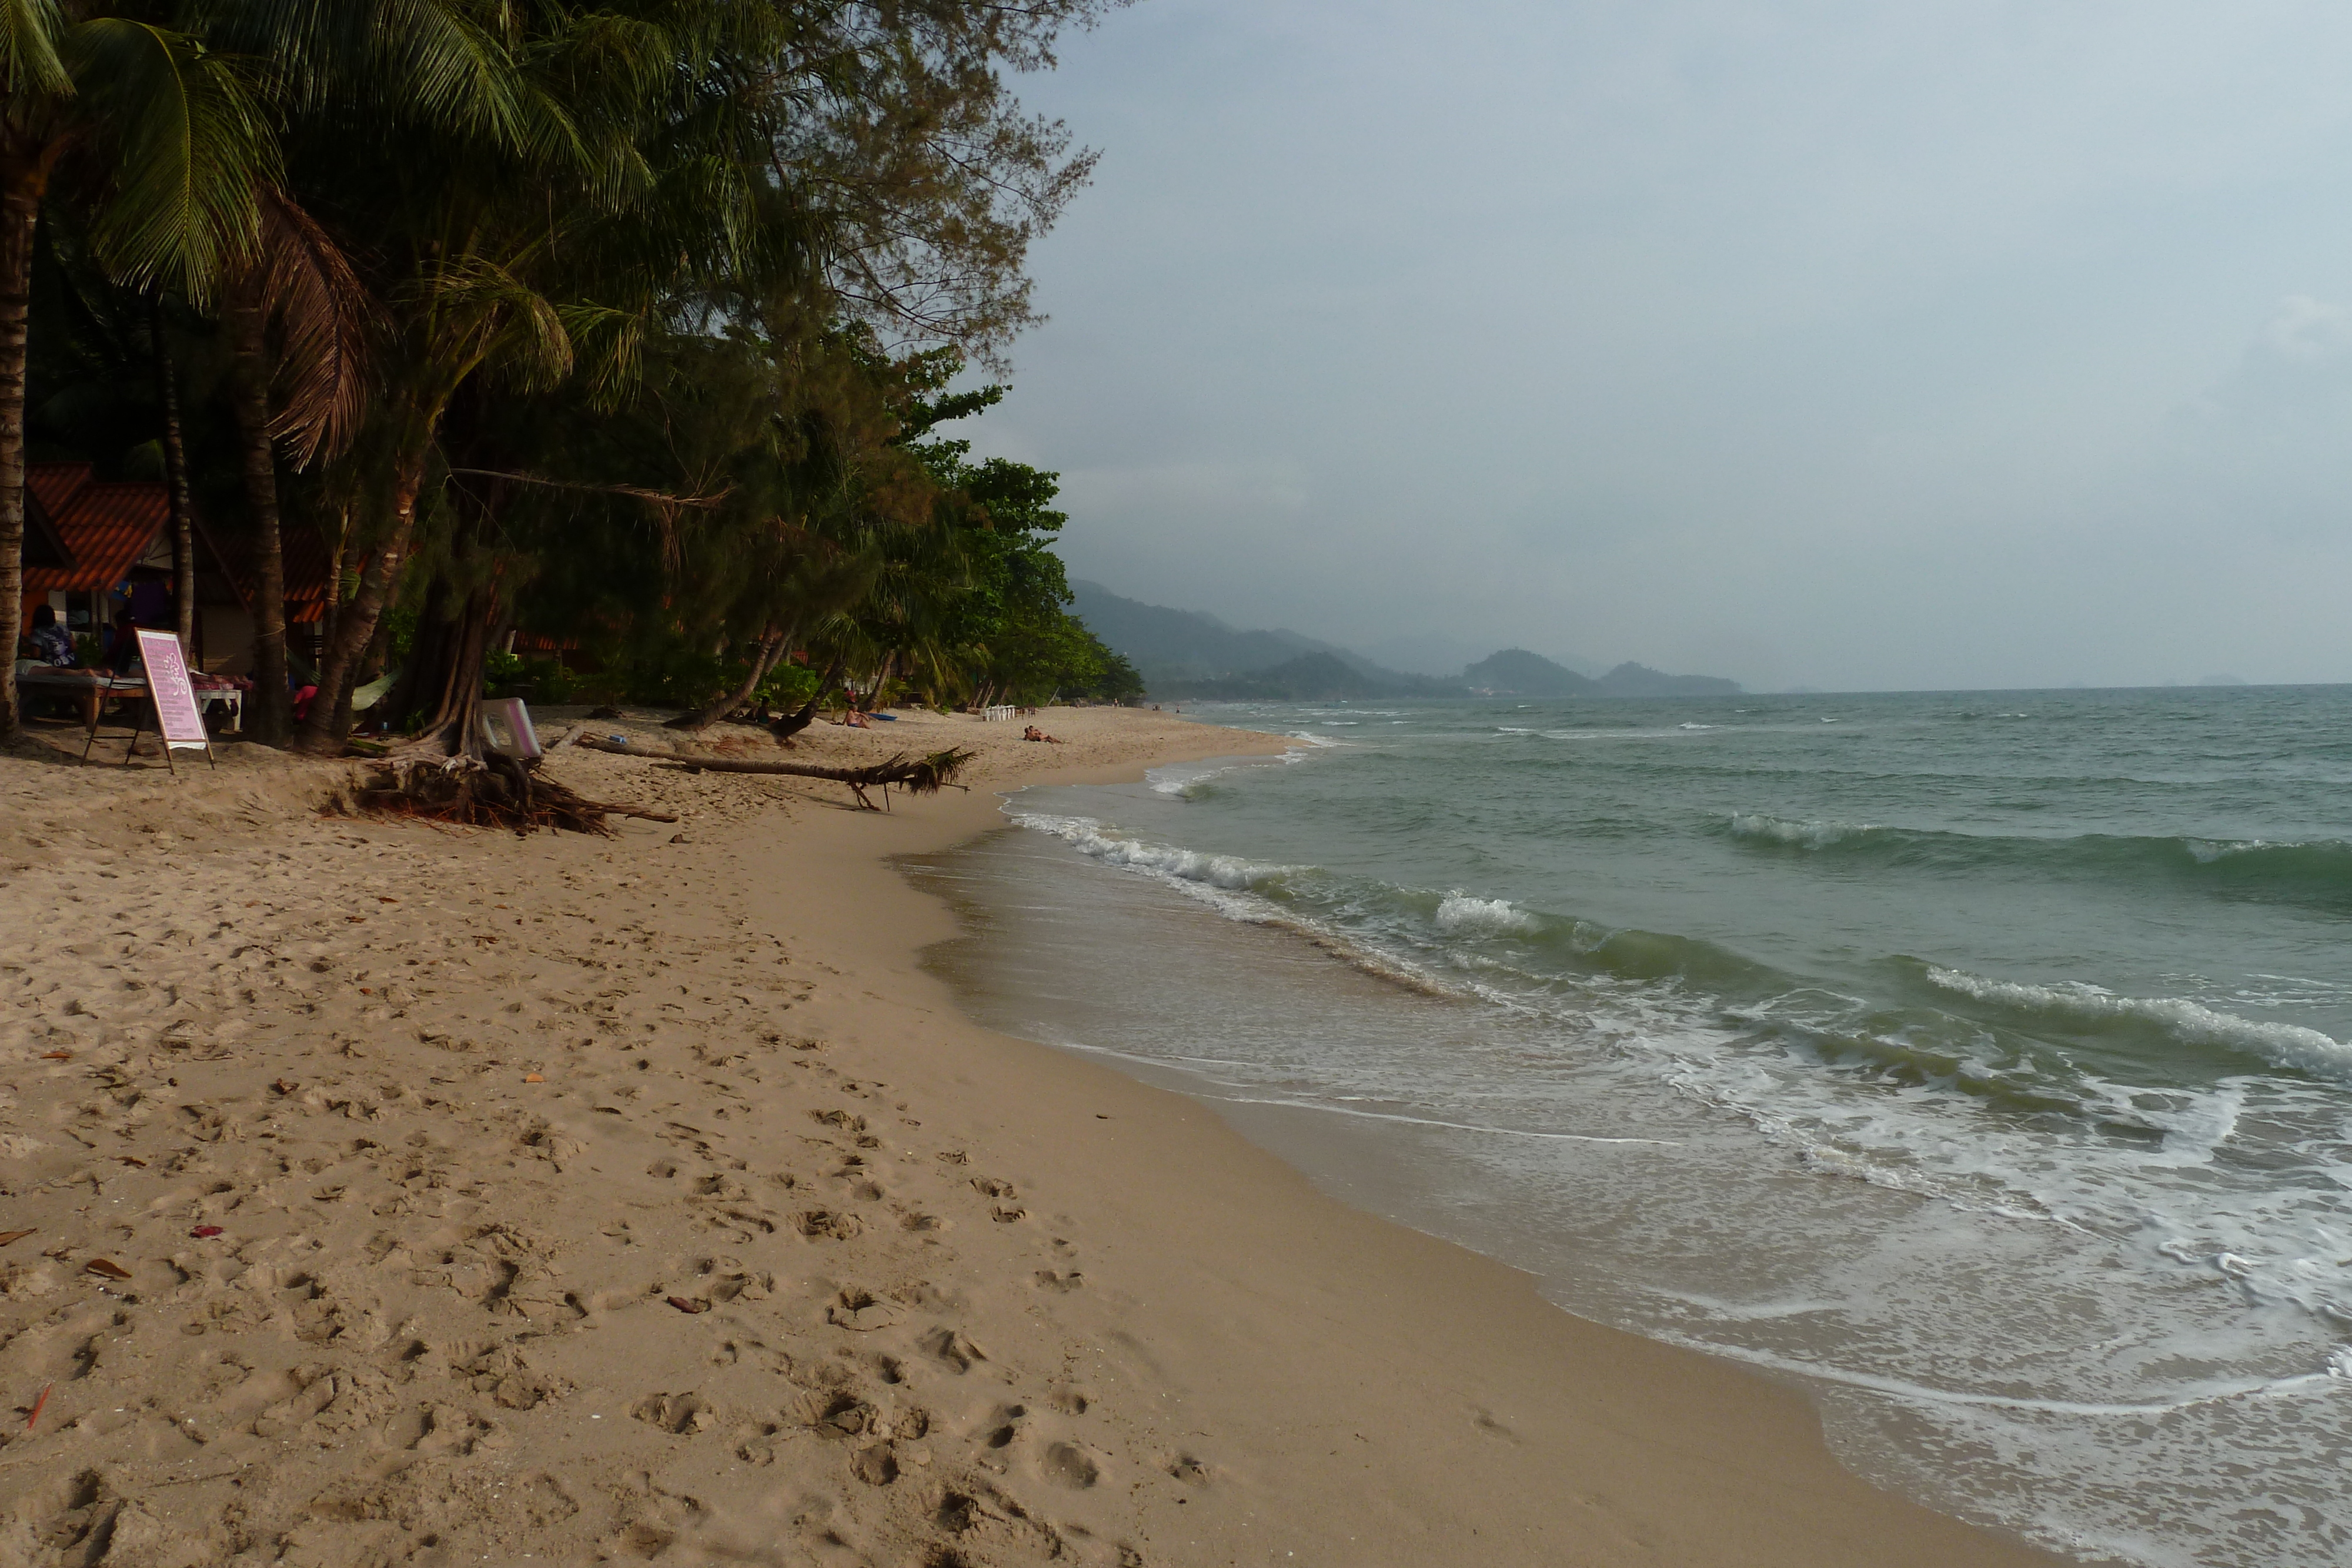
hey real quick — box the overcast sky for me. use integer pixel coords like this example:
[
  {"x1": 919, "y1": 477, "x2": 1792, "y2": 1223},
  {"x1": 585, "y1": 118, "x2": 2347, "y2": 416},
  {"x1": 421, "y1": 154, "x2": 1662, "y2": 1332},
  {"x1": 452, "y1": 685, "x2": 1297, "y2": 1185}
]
[{"x1": 955, "y1": 0, "x2": 2352, "y2": 691}]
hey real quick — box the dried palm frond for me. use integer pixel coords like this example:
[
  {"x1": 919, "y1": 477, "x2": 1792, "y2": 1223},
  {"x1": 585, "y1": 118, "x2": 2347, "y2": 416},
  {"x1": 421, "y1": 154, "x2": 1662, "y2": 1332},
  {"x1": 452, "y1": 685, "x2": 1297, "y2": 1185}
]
[{"x1": 252, "y1": 185, "x2": 377, "y2": 466}]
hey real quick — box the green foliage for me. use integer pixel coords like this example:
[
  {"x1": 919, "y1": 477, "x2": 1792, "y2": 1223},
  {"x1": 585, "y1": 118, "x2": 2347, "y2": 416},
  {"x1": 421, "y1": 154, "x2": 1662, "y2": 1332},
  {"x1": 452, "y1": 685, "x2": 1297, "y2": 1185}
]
[
  {"x1": 596, "y1": 633, "x2": 809, "y2": 716},
  {"x1": 1, "y1": 0, "x2": 1141, "y2": 745},
  {"x1": 382, "y1": 598, "x2": 422, "y2": 663},
  {"x1": 759, "y1": 658, "x2": 818, "y2": 711},
  {"x1": 483, "y1": 648, "x2": 578, "y2": 703}
]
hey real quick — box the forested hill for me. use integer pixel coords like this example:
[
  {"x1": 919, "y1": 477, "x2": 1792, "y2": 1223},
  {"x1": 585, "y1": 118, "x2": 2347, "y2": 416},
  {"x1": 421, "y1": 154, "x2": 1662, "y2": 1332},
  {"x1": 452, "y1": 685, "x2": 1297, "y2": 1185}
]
[
  {"x1": 1072, "y1": 584, "x2": 1740, "y2": 699},
  {"x1": 1593, "y1": 663, "x2": 1742, "y2": 697},
  {"x1": 1068, "y1": 581, "x2": 1368, "y2": 683},
  {"x1": 1462, "y1": 648, "x2": 1593, "y2": 696},
  {"x1": 1461, "y1": 650, "x2": 1745, "y2": 697}
]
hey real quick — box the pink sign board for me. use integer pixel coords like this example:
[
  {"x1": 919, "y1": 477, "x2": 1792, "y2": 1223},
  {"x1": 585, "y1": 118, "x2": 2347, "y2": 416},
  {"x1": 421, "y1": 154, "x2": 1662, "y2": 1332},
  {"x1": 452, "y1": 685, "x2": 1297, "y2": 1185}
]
[{"x1": 133, "y1": 629, "x2": 210, "y2": 747}]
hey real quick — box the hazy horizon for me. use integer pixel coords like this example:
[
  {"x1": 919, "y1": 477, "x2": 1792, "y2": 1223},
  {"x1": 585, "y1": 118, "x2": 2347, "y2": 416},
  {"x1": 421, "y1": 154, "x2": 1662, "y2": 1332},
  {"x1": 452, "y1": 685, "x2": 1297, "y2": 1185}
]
[
  {"x1": 1075, "y1": 576, "x2": 2304, "y2": 693},
  {"x1": 954, "y1": 1, "x2": 2352, "y2": 693}
]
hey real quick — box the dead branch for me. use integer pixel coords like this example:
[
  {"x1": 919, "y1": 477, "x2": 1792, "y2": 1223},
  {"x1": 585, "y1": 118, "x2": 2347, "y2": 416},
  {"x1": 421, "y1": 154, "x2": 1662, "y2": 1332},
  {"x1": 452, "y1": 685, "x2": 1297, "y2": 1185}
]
[
  {"x1": 577, "y1": 735, "x2": 974, "y2": 810},
  {"x1": 325, "y1": 753, "x2": 679, "y2": 834}
]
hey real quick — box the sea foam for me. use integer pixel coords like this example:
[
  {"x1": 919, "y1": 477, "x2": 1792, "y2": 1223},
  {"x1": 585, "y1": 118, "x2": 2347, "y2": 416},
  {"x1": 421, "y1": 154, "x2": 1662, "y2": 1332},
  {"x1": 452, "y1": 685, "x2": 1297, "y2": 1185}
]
[{"x1": 1435, "y1": 893, "x2": 1540, "y2": 934}]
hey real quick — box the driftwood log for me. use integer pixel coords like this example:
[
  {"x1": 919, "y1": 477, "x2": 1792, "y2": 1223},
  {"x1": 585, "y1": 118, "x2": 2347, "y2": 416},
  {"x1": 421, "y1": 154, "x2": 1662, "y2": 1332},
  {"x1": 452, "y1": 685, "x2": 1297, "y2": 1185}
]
[
  {"x1": 330, "y1": 751, "x2": 679, "y2": 835},
  {"x1": 577, "y1": 735, "x2": 975, "y2": 810}
]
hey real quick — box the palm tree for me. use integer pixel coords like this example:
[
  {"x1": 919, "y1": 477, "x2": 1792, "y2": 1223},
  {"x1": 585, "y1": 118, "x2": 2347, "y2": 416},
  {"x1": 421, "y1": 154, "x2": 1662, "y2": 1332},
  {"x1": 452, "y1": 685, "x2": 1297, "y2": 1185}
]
[
  {"x1": 272, "y1": 0, "x2": 1118, "y2": 751},
  {"x1": 218, "y1": 187, "x2": 371, "y2": 744},
  {"x1": 0, "y1": 2, "x2": 269, "y2": 735}
]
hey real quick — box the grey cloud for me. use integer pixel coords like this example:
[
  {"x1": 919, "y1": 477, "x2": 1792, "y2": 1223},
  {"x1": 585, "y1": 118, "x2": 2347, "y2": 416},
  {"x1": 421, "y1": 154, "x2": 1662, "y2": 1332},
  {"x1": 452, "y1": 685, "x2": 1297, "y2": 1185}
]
[{"x1": 957, "y1": 0, "x2": 2352, "y2": 689}]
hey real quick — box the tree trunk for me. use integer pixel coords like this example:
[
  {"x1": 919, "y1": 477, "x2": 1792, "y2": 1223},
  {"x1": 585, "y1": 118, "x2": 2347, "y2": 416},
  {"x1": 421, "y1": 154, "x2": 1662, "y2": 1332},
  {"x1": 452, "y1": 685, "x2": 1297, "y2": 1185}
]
[
  {"x1": 376, "y1": 570, "x2": 447, "y2": 733},
  {"x1": 225, "y1": 288, "x2": 291, "y2": 744},
  {"x1": 0, "y1": 157, "x2": 44, "y2": 738},
  {"x1": 319, "y1": 531, "x2": 344, "y2": 663},
  {"x1": 338, "y1": 599, "x2": 399, "y2": 737},
  {"x1": 149, "y1": 298, "x2": 196, "y2": 646},
  {"x1": 296, "y1": 446, "x2": 425, "y2": 751},
  {"x1": 578, "y1": 734, "x2": 976, "y2": 807},
  {"x1": 770, "y1": 654, "x2": 840, "y2": 743},
  {"x1": 397, "y1": 582, "x2": 494, "y2": 758},
  {"x1": 666, "y1": 626, "x2": 788, "y2": 731}
]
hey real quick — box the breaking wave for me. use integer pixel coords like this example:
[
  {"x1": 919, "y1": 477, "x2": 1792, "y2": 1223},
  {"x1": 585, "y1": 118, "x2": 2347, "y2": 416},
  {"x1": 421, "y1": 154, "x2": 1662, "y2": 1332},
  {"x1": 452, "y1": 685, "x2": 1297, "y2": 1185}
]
[{"x1": 1921, "y1": 965, "x2": 2352, "y2": 1078}]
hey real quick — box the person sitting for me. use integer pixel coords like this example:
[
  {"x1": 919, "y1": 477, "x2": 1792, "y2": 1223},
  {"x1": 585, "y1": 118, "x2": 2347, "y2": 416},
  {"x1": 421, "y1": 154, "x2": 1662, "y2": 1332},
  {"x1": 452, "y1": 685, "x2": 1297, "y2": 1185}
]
[
  {"x1": 1022, "y1": 724, "x2": 1062, "y2": 744},
  {"x1": 26, "y1": 605, "x2": 75, "y2": 667}
]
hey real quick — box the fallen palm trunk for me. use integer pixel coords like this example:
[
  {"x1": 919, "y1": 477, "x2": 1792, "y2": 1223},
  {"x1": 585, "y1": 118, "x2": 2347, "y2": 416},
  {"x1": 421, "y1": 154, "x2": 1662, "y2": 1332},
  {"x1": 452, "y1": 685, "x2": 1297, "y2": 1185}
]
[
  {"x1": 329, "y1": 751, "x2": 679, "y2": 835},
  {"x1": 577, "y1": 735, "x2": 974, "y2": 810}
]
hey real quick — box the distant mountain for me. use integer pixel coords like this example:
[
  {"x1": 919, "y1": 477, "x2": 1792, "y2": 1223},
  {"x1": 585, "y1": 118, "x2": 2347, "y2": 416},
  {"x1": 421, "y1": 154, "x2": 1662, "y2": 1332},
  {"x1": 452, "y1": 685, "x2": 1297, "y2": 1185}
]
[
  {"x1": 1462, "y1": 648, "x2": 1594, "y2": 696},
  {"x1": 1148, "y1": 651, "x2": 1424, "y2": 701},
  {"x1": 1593, "y1": 662, "x2": 1742, "y2": 697},
  {"x1": 1072, "y1": 581, "x2": 1740, "y2": 700},
  {"x1": 1070, "y1": 582, "x2": 1345, "y2": 681},
  {"x1": 1071, "y1": 583, "x2": 1452, "y2": 694}
]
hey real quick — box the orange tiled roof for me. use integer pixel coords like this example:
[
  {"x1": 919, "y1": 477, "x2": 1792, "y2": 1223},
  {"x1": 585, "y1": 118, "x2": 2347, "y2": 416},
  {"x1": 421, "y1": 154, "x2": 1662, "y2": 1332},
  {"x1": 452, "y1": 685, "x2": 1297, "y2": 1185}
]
[
  {"x1": 280, "y1": 527, "x2": 332, "y2": 624},
  {"x1": 23, "y1": 475, "x2": 171, "y2": 593},
  {"x1": 26, "y1": 462, "x2": 89, "y2": 526},
  {"x1": 25, "y1": 460, "x2": 333, "y2": 621}
]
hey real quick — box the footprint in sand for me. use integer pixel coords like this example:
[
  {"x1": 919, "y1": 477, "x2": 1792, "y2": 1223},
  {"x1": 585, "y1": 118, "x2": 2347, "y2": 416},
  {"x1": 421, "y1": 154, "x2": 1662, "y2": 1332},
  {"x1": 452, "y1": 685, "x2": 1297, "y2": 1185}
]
[
  {"x1": 849, "y1": 1443, "x2": 899, "y2": 1486},
  {"x1": 796, "y1": 1208, "x2": 863, "y2": 1241},
  {"x1": 925, "y1": 1327, "x2": 986, "y2": 1373},
  {"x1": 1041, "y1": 1441, "x2": 1101, "y2": 1489},
  {"x1": 983, "y1": 1404, "x2": 1027, "y2": 1449}
]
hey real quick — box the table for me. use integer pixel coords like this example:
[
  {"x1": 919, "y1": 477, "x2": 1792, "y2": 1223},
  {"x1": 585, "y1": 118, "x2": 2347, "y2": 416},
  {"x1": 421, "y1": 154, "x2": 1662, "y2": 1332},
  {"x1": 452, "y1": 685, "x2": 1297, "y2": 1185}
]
[
  {"x1": 18, "y1": 666, "x2": 138, "y2": 736},
  {"x1": 190, "y1": 683, "x2": 242, "y2": 733},
  {"x1": 17, "y1": 667, "x2": 244, "y2": 760}
]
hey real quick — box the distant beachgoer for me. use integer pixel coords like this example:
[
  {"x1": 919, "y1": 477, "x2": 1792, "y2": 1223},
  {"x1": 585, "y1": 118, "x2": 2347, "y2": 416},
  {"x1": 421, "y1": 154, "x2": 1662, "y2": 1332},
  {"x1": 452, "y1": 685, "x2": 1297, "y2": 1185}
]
[
  {"x1": 27, "y1": 606, "x2": 74, "y2": 667},
  {"x1": 845, "y1": 708, "x2": 870, "y2": 729},
  {"x1": 1023, "y1": 725, "x2": 1061, "y2": 744}
]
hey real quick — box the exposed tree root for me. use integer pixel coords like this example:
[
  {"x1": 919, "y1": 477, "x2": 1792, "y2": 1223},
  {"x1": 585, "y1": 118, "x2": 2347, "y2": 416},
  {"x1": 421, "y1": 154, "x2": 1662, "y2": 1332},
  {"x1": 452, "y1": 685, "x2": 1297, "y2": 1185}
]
[
  {"x1": 325, "y1": 751, "x2": 678, "y2": 834},
  {"x1": 577, "y1": 735, "x2": 975, "y2": 810}
]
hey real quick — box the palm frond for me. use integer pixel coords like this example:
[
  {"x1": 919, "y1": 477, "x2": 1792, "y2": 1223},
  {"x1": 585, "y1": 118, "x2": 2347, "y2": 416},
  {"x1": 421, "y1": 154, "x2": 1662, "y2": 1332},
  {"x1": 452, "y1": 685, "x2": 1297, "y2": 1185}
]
[
  {"x1": 209, "y1": 0, "x2": 552, "y2": 157},
  {"x1": 251, "y1": 184, "x2": 377, "y2": 466},
  {"x1": 69, "y1": 18, "x2": 270, "y2": 302},
  {"x1": 0, "y1": 0, "x2": 67, "y2": 99}
]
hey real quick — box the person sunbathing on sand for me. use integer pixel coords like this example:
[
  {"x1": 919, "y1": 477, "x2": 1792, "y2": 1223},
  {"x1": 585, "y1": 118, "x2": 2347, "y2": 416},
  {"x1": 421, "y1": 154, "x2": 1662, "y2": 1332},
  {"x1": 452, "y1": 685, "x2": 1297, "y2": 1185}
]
[{"x1": 1023, "y1": 725, "x2": 1063, "y2": 743}]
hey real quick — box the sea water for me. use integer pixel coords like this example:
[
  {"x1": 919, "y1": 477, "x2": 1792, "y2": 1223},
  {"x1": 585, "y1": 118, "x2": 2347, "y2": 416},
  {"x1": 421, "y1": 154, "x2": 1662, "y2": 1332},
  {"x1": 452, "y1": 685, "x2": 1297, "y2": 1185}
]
[{"x1": 903, "y1": 686, "x2": 2352, "y2": 1566}]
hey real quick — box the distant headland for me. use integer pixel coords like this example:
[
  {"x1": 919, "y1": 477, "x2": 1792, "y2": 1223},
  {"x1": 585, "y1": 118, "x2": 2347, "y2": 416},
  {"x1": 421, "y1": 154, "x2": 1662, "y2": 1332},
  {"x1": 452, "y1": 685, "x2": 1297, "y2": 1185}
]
[{"x1": 1071, "y1": 583, "x2": 1741, "y2": 700}]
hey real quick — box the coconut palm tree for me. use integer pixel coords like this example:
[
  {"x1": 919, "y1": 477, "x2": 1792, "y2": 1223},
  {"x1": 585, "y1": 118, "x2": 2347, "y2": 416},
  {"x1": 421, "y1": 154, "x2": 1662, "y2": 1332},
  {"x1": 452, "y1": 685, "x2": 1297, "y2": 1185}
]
[{"x1": 0, "y1": 1, "x2": 270, "y2": 736}]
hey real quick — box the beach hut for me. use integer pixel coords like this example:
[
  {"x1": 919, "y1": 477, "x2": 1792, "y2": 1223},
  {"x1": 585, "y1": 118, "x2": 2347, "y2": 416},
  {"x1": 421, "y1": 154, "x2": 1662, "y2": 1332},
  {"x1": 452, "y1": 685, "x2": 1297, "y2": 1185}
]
[{"x1": 16, "y1": 462, "x2": 325, "y2": 677}]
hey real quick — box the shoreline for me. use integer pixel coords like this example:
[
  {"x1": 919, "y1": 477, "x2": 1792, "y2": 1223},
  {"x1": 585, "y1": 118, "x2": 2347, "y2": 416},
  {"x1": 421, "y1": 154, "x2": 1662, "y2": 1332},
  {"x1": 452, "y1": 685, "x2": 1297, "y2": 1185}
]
[
  {"x1": 795, "y1": 721, "x2": 2079, "y2": 1567},
  {"x1": 0, "y1": 708, "x2": 2074, "y2": 1564}
]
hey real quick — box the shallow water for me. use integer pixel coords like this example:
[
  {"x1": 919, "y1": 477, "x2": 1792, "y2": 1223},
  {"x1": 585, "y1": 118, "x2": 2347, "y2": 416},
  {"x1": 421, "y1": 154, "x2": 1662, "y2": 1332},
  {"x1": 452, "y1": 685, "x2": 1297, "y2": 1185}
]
[{"x1": 906, "y1": 686, "x2": 2352, "y2": 1566}]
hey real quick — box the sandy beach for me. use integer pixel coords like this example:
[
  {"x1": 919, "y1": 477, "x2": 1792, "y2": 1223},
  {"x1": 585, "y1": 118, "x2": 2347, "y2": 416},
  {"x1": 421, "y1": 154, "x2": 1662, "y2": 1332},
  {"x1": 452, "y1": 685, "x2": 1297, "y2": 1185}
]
[{"x1": 0, "y1": 706, "x2": 2071, "y2": 1566}]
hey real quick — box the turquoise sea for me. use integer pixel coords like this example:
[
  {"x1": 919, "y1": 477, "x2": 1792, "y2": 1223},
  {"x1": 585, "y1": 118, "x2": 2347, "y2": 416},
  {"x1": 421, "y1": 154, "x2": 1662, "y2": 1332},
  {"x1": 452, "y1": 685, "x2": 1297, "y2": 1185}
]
[{"x1": 908, "y1": 686, "x2": 2352, "y2": 1566}]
